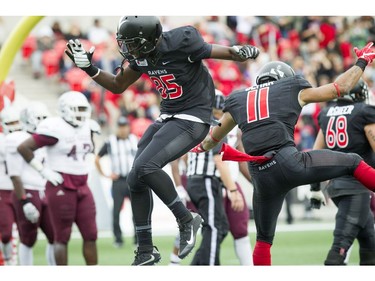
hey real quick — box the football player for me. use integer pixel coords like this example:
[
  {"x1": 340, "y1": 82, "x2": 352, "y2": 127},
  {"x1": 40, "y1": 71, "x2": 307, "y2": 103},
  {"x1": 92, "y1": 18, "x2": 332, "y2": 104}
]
[
  {"x1": 191, "y1": 42, "x2": 375, "y2": 265},
  {"x1": 311, "y1": 78, "x2": 375, "y2": 265},
  {"x1": 5, "y1": 102, "x2": 55, "y2": 265},
  {"x1": 65, "y1": 16, "x2": 260, "y2": 265},
  {"x1": 0, "y1": 107, "x2": 19, "y2": 265},
  {"x1": 17, "y1": 91, "x2": 98, "y2": 265}
]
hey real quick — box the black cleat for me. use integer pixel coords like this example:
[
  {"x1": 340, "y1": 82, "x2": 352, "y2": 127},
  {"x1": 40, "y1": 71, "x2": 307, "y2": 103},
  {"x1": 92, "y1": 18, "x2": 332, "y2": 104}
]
[
  {"x1": 178, "y1": 212, "x2": 203, "y2": 259},
  {"x1": 131, "y1": 246, "x2": 161, "y2": 266}
]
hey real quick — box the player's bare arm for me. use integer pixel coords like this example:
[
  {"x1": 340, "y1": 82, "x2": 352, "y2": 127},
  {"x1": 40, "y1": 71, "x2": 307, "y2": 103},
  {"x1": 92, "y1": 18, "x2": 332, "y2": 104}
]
[
  {"x1": 210, "y1": 44, "x2": 260, "y2": 62},
  {"x1": 365, "y1": 123, "x2": 375, "y2": 152},
  {"x1": 17, "y1": 137, "x2": 38, "y2": 163},
  {"x1": 299, "y1": 42, "x2": 375, "y2": 106},
  {"x1": 65, "y1": 39, "x2": 142, "y2": 94},
  {"x1": 92, "y1": 66, "x2": 142, "y2": 94}
]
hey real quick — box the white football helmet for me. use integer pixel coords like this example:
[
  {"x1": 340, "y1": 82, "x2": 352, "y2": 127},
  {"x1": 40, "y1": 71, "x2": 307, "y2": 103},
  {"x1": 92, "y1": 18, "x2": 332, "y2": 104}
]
[
  {"x1": 1, "y1": 106, "x2": 22, "y2": 134},
  {"x1": 58, "y1": 91, "x2": 91, "y2": 127},
  {"x1": 20, "y1": 101, "x2": 50, "y2": 133}
]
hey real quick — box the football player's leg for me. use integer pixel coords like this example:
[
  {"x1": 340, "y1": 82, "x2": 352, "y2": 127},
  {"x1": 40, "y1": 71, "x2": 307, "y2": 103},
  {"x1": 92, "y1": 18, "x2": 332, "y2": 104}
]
[
  {"x1": 12, "y1": 190, "x2": 40, "y2": 265},
  {"x1": 252, "y1": 188, "x2": 286, "y2": 265},
  {"x1": 225, "y1": 184, "x2": 252, "y2": 265},
  {"x1": 356, "y1": 198, "x2": 375, "y2": 265},
  {"x1": 112, "y1": 179, "x2": 125, "y2": 246},
  {"x1": 75, "y1": 184, "x2": 98, "y2": 265},
  {"x1": 39, "y1": 196, "x2": 55, "y2": 265},
  {"x1": 0, "y1": 190, "x2": 15, "y2": 263},
  {"x1": 45, "y1": 183, "x2": 76, "y2": 265}
]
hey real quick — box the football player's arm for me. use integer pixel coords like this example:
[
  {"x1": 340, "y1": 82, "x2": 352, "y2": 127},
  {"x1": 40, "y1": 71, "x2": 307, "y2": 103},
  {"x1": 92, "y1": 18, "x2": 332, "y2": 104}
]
[
  {"x1": 91, "y1": 66, "x2": 142, "y2": 94},
  {"x1": 214, "y1": 154, "x2": 244, "y2": 212},
  {"x1": 299, "y1": 42, "x2": 375, "y2": 106},
  {"x1": 237, "y1": 140, "x2": 252, "y2": 182},
  {"x1": 210, "y1": 44, "x2": 259, "y2": 62},
  {"x1": 17, "y1": 137, "x2": 39, "y2": 163},
  {"x1": 312, "y1": 129, "x2": 326, "y2": 150},
  {"x1": 201, "y1": 112, "x2": 237, "y2": 151},
  {"x1": 365, "y1": 123, "x2": 375, "y2": 152}
]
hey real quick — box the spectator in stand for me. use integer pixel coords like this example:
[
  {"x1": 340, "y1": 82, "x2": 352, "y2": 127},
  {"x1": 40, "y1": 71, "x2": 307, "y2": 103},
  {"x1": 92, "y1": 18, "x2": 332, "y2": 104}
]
[
  {"x1": 87, "y1": 18, "x2": 111, "y2": 47},
  {"x1": 30, "y1": 26, "x2": 55, "y2": 79}
]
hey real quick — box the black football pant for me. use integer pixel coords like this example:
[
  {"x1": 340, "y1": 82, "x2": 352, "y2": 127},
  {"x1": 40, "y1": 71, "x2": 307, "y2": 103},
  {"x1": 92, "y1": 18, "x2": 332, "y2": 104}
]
[
  {"x1": 248, "y1": 146, "x2": 362, "y2": 245},
  {"x1": 327, "y1": 193, "x2": 375, "y2": 265},
  {"x1": 126, "y1": 118, "x2": 209, "y2": 246},
  {"x1": 187, "y1": 176, "x2": 229, "y2": 265},
  {"x1": 111, "y1": 176, "x2": 134, "y2": 244}
]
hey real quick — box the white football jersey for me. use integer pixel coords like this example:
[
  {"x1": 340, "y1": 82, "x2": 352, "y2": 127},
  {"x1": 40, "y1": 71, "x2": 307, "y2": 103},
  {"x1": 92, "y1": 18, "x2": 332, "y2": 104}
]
[
  {"x1": 5, "y1": 130, "x2": 46, "y2": 190},
  {"x1": 0, "y1": 133, "x2": 13, "y2": 190},
  {"x1": 226, "y1": 125, "x2": 240, "y2": 182},
  {"x1": 36, "y1": 117, "x2": 93, "y2": 175}
]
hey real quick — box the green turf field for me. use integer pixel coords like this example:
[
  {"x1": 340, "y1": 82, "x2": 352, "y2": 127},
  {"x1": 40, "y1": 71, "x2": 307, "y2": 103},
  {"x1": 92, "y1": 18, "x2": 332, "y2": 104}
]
[{"x1": 30, "y1": 228, "x2": 360, "y2": 266}]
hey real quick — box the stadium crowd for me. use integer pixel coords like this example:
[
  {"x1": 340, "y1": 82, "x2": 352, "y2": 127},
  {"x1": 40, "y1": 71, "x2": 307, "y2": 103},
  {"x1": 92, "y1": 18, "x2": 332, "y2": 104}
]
[{"x1": 0, "y1": 15, "x2": 375, "y2": 266}]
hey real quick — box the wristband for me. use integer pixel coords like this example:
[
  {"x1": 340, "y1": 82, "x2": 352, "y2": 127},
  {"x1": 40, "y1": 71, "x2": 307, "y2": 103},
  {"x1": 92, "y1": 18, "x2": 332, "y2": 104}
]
[
  {"x1": 209, "y1": 128, "x2": 220, "y2": 143},
  {"x1": 355, "y1": 58, "x2": 367, "y2": 72},
  {"x1": 230, "y1": 189, "x2": 238, "y2": 193},
  {"x1": 20, "y1": 195, "x2": 30, "y2": 205},
  {"x1": 333, "y1": 83, "x2": 341, "y2": 97},
  {"x1": 83, "y1": 65, "x2": 100, "y2": 78},
  {"x1": 29, "y1": 158, "x2": 44, "y2": 172}
]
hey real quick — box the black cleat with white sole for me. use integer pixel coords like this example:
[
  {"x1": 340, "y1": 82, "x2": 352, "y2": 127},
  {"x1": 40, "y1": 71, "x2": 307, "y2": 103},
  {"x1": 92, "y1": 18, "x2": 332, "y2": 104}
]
[
  {"x1": 178, "y1": 212, "x2": 203, "y2": 259},
  {"x1": 132, "y1": 246, "x2": 161, "y2": 266}
]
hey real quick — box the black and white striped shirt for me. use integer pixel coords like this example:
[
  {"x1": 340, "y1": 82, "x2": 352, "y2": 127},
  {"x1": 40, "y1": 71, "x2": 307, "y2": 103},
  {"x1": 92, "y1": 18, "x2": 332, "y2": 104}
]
[
  {"x1": 98, "y1": 134, "x2": 138, "y2": 177},
  {"x1": 186, "y1": 138, "x2": 226, "y2": 178}
]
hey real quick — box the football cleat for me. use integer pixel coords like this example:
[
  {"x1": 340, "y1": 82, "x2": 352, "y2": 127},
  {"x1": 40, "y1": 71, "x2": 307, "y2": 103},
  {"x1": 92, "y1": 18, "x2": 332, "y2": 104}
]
[
  {"x1": 132, "y1": 246, "x2": 161, "y2": 266},
  {"x1": 178, "y1": 212, "x2": 203, "y2": 259}
]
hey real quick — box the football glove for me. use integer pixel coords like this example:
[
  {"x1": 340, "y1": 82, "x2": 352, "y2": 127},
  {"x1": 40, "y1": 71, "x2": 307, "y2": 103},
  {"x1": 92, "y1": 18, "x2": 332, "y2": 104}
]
[
  {"x1": 22, "y1": 202, "x2": 40, "y2": 224},
  {"x1": 65, "y1": 39, "x2": 95, "y2": 69},
  {"x1": 40, "y1": 168, "x2": 64, "y2": 187},
  {"x1": 176, "y1": 185, "x2": 190, "y2": 205},
  {"x1": 310, "y1": 190, "x2": 326, "y2": 210},
  {"x1": 190, "y1": 143, "x2": 206, "y2": 153},
  {"x1": 353, "y1": 42, "x2": 375, "y2": 64},
  {"x1": 234, "y1": 45, "x2": 260, "y2": 60}
]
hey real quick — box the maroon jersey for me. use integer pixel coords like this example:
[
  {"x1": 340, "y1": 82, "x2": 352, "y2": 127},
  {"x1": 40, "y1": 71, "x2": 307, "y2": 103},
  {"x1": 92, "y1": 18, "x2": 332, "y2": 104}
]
[
  {"x1": 224, "y1": 76, "x2": 312, "y2": 156},
  {"x1": 129, "y1": 26, "x2": 215, "y2": 124}
]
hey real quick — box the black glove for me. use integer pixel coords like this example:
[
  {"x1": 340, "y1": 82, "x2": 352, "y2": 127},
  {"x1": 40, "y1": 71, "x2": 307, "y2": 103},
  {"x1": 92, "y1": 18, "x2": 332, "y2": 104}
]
[{"x1": 236, "y1": 45, "x2": 260, "y2": 60}]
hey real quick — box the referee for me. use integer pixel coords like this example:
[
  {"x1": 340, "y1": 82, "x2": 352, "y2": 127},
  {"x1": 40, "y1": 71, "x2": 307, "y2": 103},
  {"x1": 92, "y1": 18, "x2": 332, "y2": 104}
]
[
  {"x1": 95, "y1": 116, "x2": 138, "y2": 247},
  {"x1": 186, "y1": 94, "x2": 244, "y2": 265}
]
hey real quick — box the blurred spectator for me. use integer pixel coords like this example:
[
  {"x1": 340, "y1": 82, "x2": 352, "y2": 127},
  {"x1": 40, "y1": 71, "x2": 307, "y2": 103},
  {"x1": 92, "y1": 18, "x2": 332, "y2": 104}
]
[
  {"x1": 51, "y1": 21, "x2": 65, "y2": 41},
  {"x1": 64, "y1": 23, "x2": 87, "y2": 41},
  {"x1": 87, "y1": 18, "x2": 111, "y2": 46},
  {"x1": 30, "y1": 26, "x2": 55, "y2": 79}
]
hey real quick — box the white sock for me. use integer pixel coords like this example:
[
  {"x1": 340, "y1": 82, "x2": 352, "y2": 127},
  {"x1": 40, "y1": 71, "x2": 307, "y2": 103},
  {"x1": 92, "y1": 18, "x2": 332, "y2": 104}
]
[
  {"x1": 2, "y1": 242, "x2": 13, "y2": 263},
  {"x1": 344, "y1": 244, "x2": 353, "y2": 265},
  {"x1": 169, "y1": 252, "x2": 182, "y2": 265},
  {"x1": 46, "y1": 243, "x2": 56, "y2": 265},
  {"x1": 234, "y1": 236, "x2": 253, "y2": 265},
  {"x1": 19, "y1": 243, "x2": 33, "y2": 265}
]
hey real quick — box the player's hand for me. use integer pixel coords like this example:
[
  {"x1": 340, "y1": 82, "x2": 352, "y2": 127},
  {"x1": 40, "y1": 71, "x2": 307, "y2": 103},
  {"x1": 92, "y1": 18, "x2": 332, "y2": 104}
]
[
  {"x1": 228, "y1": 190, "x2": 245, "y2": 212},
  {"x1": 40, "y1": 168, "x2": 64, "y2": 186},
  {"x1": 22, "y1": 202, "x2": 40, "y2": 223},
  {"x1": 65, "y1": 39, "x2": 95, "y2": 69},
  {"x1": 190, "y1": 143, "x2": 206, "y2": 153},
  {"x1": 354, "y1": 42, "x2": 375, "y2": 64},
  {"x1": 176, "y1": 185, "x2": 190, "y2": 205},
  {"x1": 310, "y1": 190, "x2": 326, "y2": 209},
  {"x1": 235, "y1": 45, "x2": 260, "y2": 60}
]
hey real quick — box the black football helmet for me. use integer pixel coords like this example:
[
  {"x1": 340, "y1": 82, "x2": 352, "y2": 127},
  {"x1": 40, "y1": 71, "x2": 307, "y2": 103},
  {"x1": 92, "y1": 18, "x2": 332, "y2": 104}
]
[
  {"x1": 347, "y1": 78, "x2": 369, "y2": 103},
  {"x1": 256, "y1": 61, "x2": 296, "y2": 85},
  {"x1": 116, "y1": 16, "x2": 162, "y2": 61}
]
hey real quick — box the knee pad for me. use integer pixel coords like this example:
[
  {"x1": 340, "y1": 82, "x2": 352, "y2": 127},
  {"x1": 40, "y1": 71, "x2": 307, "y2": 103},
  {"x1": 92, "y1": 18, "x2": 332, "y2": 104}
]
[
  {"x1": 360, "y1": 249, "x2": 375, "y2": 265},
  {"x1": 324, "y1": 249, "x2": 345, "y2": 265}
]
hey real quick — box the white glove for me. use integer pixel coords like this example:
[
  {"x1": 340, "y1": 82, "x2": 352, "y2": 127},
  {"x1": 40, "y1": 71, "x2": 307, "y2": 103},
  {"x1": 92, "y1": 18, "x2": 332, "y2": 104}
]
[
  {"x1": 176, "y1": 185, "x2": 190, "y2": 205},
  {"x1": 22, "y1": 202, "x2": 40, "y2": 223},
  {"x1": 310, "y1": 190, "x2": 326, "y2": 209},
  {"x1": 40, "y1": 168, "x2": 64, "y2": 186},
  {"x1": 65, "y1": 39, "x2": 95, "y2": 69}
]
